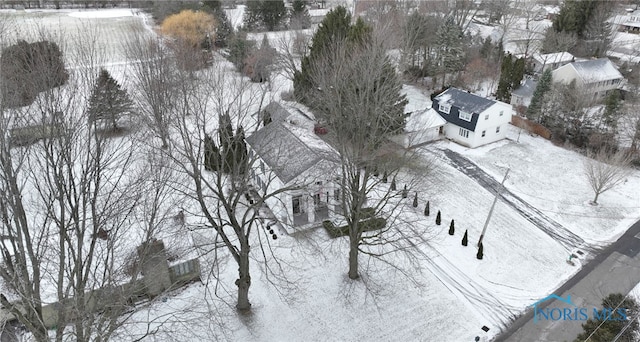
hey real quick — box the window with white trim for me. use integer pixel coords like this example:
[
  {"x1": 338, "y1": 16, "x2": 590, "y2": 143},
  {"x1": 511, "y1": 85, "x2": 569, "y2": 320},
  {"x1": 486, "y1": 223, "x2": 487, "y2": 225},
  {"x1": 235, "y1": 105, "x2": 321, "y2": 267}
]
[
  {"x1": 484, "y1": 114, "x2": 489, "y2": 120},
  {"x1": 481, "y1": 130, "x2": 486, "y2": 137},
  {"x1": 459, "y1": 128, "x2": 469, "y2": 138},
  {"x1": 439, "y1": 103, "x2": 451, "y2": 114},
  {"x1": 496, "y1": 126, "x2": 500, "y2": 133},
  {"x1": 459, "y1": 111, "x2": 472, "y2": 122},
  {"x1": 499, "y1": 110, "x2": 504, "y2": 116}
]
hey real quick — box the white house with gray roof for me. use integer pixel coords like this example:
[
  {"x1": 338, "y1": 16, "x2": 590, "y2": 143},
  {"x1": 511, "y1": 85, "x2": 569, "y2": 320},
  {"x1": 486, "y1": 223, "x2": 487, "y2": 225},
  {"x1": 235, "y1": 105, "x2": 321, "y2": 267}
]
[
  {"x1": 432, "y1": 88, "x2": 513, "y2": 148},
  {"x1": 246, "y1": 102, "x2": 341, "y2": 232},
  {"x1": 552, "y1": 58, "x2": 624, "y2": 101},
  {"x1": 532, "y1": 52, "x2": 574, "y2": 74}
]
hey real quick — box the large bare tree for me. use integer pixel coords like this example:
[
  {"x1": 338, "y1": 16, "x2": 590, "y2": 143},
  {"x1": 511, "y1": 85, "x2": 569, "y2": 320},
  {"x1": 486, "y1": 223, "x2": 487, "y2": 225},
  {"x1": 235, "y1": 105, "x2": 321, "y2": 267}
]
[
  {"x1": 0, "y1": 27, "x2": 163, "y2": 341},
  {"x1": 583, "y1": 149, "x2": 633, "y2": 205},
  {"x1": 306, "y1": 35, "x2": 430, "y2": 280}
]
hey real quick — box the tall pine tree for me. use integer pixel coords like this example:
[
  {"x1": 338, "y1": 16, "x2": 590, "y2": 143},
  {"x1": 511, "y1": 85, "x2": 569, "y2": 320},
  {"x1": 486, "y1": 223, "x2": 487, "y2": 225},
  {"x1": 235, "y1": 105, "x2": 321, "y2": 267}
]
[
  {"x1": 435, "y1": 16, "x2": 465, "y2": 88},
  {"x1": 87, "y1": 68, "x2": 134, "y2": 130},
  {"x1": 527, "y1": 69, "x2": 552, "y2": 121},
  {"x1": 261, "y1": 0, "x2": 287, "y2": 31},
  {"x1": 290, "y1": 0, "x2": 311, "y2": 29}
]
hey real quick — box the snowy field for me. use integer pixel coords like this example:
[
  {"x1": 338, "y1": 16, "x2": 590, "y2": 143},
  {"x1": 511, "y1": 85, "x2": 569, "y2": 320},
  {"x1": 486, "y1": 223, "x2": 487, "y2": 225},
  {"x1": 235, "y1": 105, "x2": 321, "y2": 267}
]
[{"x1": 3, "y1": 7, "x2": 640, "y2": 342}]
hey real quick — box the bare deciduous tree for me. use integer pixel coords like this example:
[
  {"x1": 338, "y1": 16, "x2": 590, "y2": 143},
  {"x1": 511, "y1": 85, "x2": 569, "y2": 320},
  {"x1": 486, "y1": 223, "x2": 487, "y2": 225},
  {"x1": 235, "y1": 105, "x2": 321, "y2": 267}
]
[
  {"x1": 307, "y1": 38, "x2": 430, "y2": 280},
  {"x1": 583, "y1": 149, "x2": 632, "y2": 205}
]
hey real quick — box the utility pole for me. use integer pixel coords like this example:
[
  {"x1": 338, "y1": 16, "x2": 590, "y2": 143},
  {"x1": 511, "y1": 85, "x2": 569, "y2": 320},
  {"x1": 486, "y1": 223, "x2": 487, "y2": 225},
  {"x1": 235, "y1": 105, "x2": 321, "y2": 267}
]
[{"x1": 477, "y1": 168, "x2": 510, "y2": 246}]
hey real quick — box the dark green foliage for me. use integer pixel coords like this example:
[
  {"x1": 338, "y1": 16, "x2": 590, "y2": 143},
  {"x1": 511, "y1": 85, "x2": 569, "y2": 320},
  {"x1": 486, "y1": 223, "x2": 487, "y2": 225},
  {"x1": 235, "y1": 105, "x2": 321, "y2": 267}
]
[
  {"x1": 448, "y1": 220, "x2": 455, "y2": 235},
  {"x1": 233, "y1": 125, "x2": 248, "y2": 175},
  {"x1": 435, "y1": 16, "x2": 465, "y2": 88},
  {"x1": 391, "y1": 177, "x2": 397, "y2": 191},
  {"x1": 436, "y1": 210, "x2": 441, "y2": 225},
  {"x1": 462, "y1": 230, "x2": 468, "y2": 246},
  {"x1": 527, "y1": 69, "x2": 552, "y2": 121},
  {"x1": 290, "y1": 0, "x2": 310, "y2": 29},
  {"x1": 553, "y1": 0, "x2": 599, "y2": 38},
  {"x1": 243, "y1": 0, "x2": 287, "y2": 31},
  {"x1": 477, "y1": 242, "x2": 484, "y2": 259},
  {"x1": 382, "y1": 170, "x2": 388, "y2": 183},
  {"x1": 152, "y1": 0, "x2": 200, "y2": 22},
  {"x1": 227, "y1": 32, "x2": 255, "y2": 72},
  {"x1": 204, "y1": 134, "x2": 221, "y2": 171},
  {"x1": 323, "y1": 217, "x2": 386, "y2": 238},
  {"x1": 294, "y1": 6, "x2": 352, "y2": 102},
  {"x1": 402, "y1": 185, "x2": 408, "y2": 198},
  {"x1": 496, "y1": 53, "x2": 525, "y2": 102},
  {"x1": 219, "y1": 113, "x2": 235, "y2": 173},
  {"x1": 424, "y1": 201, "x2": 430, "y2": 216},
  {"x1": 87, "y1": 69, "x2": 134, "y2": 130},
  {"x1": 207, "y1": 5, "x2": 233, "y2": 48},
  {"x1": 1, "y1": 40, "x2": 69, "y2": 108},
  {"x1": 574, "y1": 293, "x2": 639, "y2": 342},
  {"x1": 603, "y1": 90, "x2": 621, "y2": 131},
  {"x1": 412, "y1": 193, "x2": 418, "y2": 207}
]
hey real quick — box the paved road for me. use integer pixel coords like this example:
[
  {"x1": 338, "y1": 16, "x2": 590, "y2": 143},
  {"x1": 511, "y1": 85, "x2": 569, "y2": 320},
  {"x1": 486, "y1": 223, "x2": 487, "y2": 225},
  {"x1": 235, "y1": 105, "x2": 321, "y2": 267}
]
[
  {"x1": 495, "y1": 219, "x2": 640, "y2": 342},
  {"x1": 441, "y1": 149, "x2": 587, "y2": 252}
]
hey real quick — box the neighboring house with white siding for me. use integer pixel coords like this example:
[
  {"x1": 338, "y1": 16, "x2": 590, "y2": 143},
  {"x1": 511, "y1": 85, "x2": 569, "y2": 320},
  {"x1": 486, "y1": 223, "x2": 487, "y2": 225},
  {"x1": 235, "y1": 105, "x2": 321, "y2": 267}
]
[
  {"x1": 551, "y1": 58, "x2": 625, "y2": 101},
  {"x1": 432, "y1": 88, "x2": 513, "y2": 148},
  {"x1": 532, "y1": 52, "x2": 574, "y2": 73},
  {"x1": 246, "y1": 102, "x2": 341, "y2": 233}
]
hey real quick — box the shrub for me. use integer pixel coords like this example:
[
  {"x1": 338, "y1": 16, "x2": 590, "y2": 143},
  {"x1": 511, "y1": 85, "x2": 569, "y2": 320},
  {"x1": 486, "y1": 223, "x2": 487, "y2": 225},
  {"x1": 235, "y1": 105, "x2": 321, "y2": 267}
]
[
  {"x1": 436, "y1": 210, "x2": 441, "y2": 225},
  {"x1": 462, "y1": 230, "x2": 468, "y2": 246},
  {"x1": 382, "y1": 170, "x2": 388, "y2": 183},
  {"x1": 391, "y1": 177, "x2": 397, "y2": 191},
  {"x1": 323, "y1": 217, "x2": 386, "y2": 238},
  {"x1": 161, "y1": 10, "x2": 217, "y2": 48},
  {"x1": 424, "y1": 201, "x2": 430, "y2": 216},
  {"x1": 477, "y1": 242, "x2": 484, "y2": 260},
  {"x1": 402, "y1": 185, "x2": 408, "y2": 198},
  {"x1": 412, "y1": 193, "x2": 418, "y2": 207},
  {"x1": 448, "y1": 220, "x2": 455, "y2": 235}
]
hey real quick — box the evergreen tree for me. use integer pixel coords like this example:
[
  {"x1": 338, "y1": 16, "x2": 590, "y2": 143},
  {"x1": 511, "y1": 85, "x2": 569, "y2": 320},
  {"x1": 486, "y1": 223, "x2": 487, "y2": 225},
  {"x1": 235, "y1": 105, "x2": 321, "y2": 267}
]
[
  {"x1": 261, "y1": 0, "x2": 287, "y2": 31},
  {"x1": 382, "y1": 170, "x2": 388, "y2": 183},
  {"x1": 290, "y1": 0, "x2": 310, "y2": 29},
  {"x1": 219, "y1": 113, "x2": 235, "y2": 174},
  {"x1": 436, "y1": 210, "x2": 441, "y2": 225},
  {"x1": 412, "y1": 192, "x2": 418, "y2": 207},
  {"x1": 574, "y1": 293, "x2": 639, "y2": 342},
  {"x1": 480, "y1": 37, "x2": 493, "y2": 59},
  {"x1": 477, "y1": 242, "x2": 484, "y2": 259},
  {"x1": 448, "y1": 219, "x2": 455, "y2": 235},
  {"x1": 391, "y1": 177, "x2": 397, "y2": 191},
  {"x1": 512, "y1": 57, "x2": 525, "y2": 92},
  {"x1": 402, "y1": 184, "x2": 408, "y2": 198},
  {"x1": 293, "y1": 6, "x2": 353, "y2": 102},
  {"x1": 527, "y1": 69, "x2": 552, "y2": 121},
  {"x1": 243, "y1": 0, "x2": 262, "y2": 30},
  {"x1": 462, "y1": 230, "x2": 468, "y2": 246},
  {"x1": 227, "y1": 32, "x2": 255, "y2": 72},
  {"x1": 435, "y1": 16, "x2": 465, "y2": 88},
  {"x1": 208, "y1": 5, "x2": 233, "y2": 48},
  {"x1": 204, "y1": 133, "x2": 221, "y2": 171},
  {"x1": 496, "y1": 53, "x2": 514, "y2": 102},
  {"x1": 424, "y1": 201, "x2": 430, "y2": 216},
  {"x1": 233, "y1": 125, "x2": 248, "y2": 175},
  {"x1": 87, "y1": 68, "x2": 134, "y2": 130},
  {"x1": 603, "y1": 91, "x2": 621, "y2": 131}
]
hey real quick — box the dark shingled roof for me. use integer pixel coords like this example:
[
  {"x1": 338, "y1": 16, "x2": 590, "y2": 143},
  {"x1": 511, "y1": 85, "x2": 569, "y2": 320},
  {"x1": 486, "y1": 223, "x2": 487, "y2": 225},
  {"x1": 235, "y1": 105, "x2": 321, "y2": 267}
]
[
  {"x1": 431, "y1": 88, "x2": 497, "y2": 132},
  {"x1": 245, "y1": 121, "x2": 338, "y2": 184}
]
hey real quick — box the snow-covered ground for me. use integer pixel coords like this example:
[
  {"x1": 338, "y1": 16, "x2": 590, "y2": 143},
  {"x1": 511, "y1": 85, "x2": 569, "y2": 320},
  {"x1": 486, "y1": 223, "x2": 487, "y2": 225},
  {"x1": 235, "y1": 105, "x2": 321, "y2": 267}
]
[{"x1": 3, "y1": 7, "x2": 640, "y2": 342}]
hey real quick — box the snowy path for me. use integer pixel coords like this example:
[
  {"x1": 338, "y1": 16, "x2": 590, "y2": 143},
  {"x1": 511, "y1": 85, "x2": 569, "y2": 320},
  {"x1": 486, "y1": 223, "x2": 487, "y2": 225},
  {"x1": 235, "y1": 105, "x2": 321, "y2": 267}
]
[{"x1": 437, "y1": 148, "x2": 588, "y2": 252}]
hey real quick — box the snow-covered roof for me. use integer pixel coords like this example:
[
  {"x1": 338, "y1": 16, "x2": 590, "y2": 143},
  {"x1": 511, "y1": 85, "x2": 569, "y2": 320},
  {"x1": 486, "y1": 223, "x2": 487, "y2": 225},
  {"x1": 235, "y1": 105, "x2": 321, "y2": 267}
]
[
  {"x1": 405, "y1": 108, "x2": 446, "y2": 132},
  {"x1": 246, "y1": 105, "x2": 339, "y2": 184},
  {"x1": 533, "y1": 52, "x2": 574, "y2": 65},
  {"x1": 566, "y1": 58, "x2": 624, "y2": 83},
  {"x1": 435, "y1": 88, "x2": 495, "y2": 114},
  {"x1": 512, "y1": 78, "x2": 538, "y2": 98}
]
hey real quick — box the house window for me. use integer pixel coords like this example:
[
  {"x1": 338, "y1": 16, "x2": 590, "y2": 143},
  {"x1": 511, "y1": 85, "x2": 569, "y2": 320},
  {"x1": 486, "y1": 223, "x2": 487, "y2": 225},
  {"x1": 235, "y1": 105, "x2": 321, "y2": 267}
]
[
  {"x1": 292, "y1": 196, "x2": 302, "y2": 215},
  {"x1": 260, "y1": 161, "x2": 265, "y2": 173},
  {"x1": 499, "y1": 110, "x2": 504, "y2": 116},
  {"x1": 313, "y1": 194, "x2": 321, "y2": 206},
  {"x1": 334, "y1": 189, "x2": 340, "y2": 201},
  {"x1": 459, "y1": 111, "x2": 472, "y2": 122},
  {"x1": 316, "y1": 181, "x2": 323, "y2": 186},
  {"x1": 496, "y1": 126, "x2": 501, "y2": 133},
  {"x1": 439, "y1": 103, "x2": 451, "y2": 114},
  {"x1": 482, "y1": 130, "x2": 486, "y2": 137},
  {"x1": 459, "y1": 128, "x2": 469, "y2": 138},
  {"x1": 485, "y1": 114, "x2": 489, "y2": 120}
]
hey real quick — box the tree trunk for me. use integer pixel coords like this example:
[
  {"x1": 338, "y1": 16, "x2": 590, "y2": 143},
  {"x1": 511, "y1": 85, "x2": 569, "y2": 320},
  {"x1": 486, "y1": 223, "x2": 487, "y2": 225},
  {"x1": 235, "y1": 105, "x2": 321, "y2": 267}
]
[
  {"x1": 348, "y1": 237, "x2": 359, "y2": 280},
  {"x1": 592, "y1": 192, "x2": 600, "y2": 205},
  {"x1": 236, "y1": 245, "x2": 251, "y2": 311}
]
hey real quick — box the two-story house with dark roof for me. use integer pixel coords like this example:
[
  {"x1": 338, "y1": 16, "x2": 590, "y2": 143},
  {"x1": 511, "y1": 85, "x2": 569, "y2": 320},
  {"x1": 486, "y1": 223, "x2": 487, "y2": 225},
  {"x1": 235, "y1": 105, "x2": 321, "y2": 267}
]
[{"x1": 432, "y1": 88, "x2": 513, "y2": 148}]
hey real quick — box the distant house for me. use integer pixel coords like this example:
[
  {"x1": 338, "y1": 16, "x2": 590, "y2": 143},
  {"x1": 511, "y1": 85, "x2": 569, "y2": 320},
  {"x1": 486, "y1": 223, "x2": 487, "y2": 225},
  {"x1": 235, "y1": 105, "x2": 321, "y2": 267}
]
[
  {"x1": 511, "y1": 78, "x2": 538, "y2": 109},
  {"x1": 246, "y1": 102, "x2": 341, "y2": 232},
  {"x1": 532, "y1": 52, "x2": 574, "y2": 73},
  {"x1": 619, "y1": 10, "x2": 640, "y2": 33},
  {"x1": 432, "y1": 88, "x2": 513, "y2": 148},
  {"x1": 551, "y1": 58, "x2": 625, "y2": 101}
]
